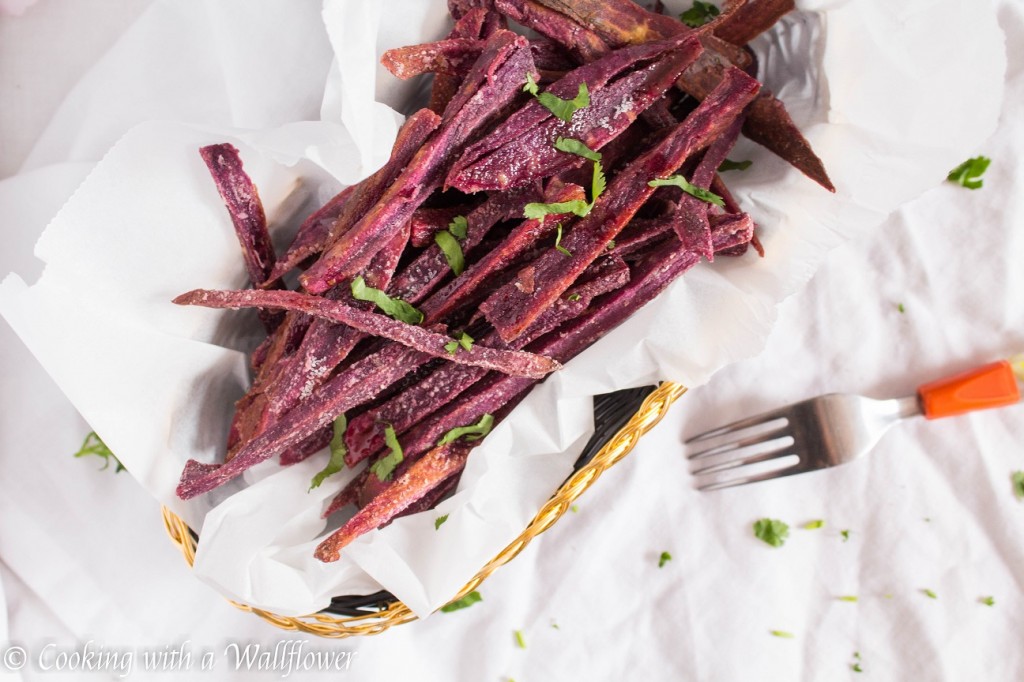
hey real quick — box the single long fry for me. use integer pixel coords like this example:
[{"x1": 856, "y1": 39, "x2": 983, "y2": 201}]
[{"x1": 173, "y1": 289, "x2": 561, "y2": 379}]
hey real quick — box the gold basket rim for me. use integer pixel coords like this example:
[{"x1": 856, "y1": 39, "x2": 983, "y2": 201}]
[{"x1": 162, "y1": 380, "x2": 686, "y2": 638}]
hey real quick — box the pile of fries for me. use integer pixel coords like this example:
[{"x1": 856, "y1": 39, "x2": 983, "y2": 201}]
[{"x1": 173, "y1": 0, "x2": 831, "y2": 563}]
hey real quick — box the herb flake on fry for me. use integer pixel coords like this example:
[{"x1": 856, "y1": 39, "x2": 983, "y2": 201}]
[
  {"x1": 435, "y1": 230, "x2": 466, "y2": 276},
  {"x1": 371, "y1": 424, "x2": 404, "y2": 481},
  {"x1": 554, "y1": 137, "x2": 602, "y2": 162},
  {"x1": 528, "y1": 80, "x2": 590, "y2": 122},
  {"x1": 719, "y1": 158, "x2": 752, "y2": 172},
  {"x1": 649, "y1": 175, "x2": 725, "y2": 207},
  {"x1": 437, "y1": 413, "x2": 494, "y2": 447},
  {"x1": 555, "y1": 224, "x2": 572, "y2": 256},
  {"x1": 351, "y1": 276, "x2": 424, "y2": 324},
  {"x1": 445, "y1": 331, "x2": 475, "y2": 355},
  {"x1": 309, "y1": 414, "x2": 348, "y2": 490}
]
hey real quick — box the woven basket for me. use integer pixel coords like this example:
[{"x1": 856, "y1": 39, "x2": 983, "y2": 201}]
[{"x1": 162, "y1": 380, "x2": 686, "y2": 637}]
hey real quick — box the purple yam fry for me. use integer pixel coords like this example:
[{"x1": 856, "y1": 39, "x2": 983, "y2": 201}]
[
  {"x1": 447, "y1": 36, "x2": 703, "y2": 193},
  {"x1": 266, "y1": 185, "x2": 355, "y2": 284},
  {"x1": 381, "y1": 38, "x2": 485, "y2": 80},
  {"x1": 494, "y1": 0, "x2": 609, "y2": 62},
  {"x1": 714, "y1": 0, "x2": 795, "y2": 47},
  {"x1": 279, "y1": 425, "x2": 333, "y2": 466},
  {"x1": 177, "y1": 342, "x2": 434, "y2": 500},
  {"x1": 198, "y1": 144, "x2": 276, "y2": 287},
  {"x1": 480, "y1": 67, "x2": 760, "y2": 342},
  {"x1": 323, "y1": 468, "x2": 369, "y2": 518},
  {"x1": 314, "y1": 443, "x2": 471, "y2": 562},
  {"x1": 300, "y1": 31, "x2": 536, "y2": 293},
  {"x1": 198, "y1": 143, "x2": 282, "y2": 332},
  {"x1": 673, "y1": 114, "x2": 745, "y2": 259},
  {"x1": 173, "y1": 289, "x2": 561, "y2": 379}
]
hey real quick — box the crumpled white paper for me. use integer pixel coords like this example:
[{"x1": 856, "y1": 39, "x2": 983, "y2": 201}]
[{"x1": 0, "y1": 0, "x2": 1004, "y2": 618}]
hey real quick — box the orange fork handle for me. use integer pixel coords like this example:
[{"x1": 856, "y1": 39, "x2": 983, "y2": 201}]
[{"x1": 917, "y1": 360, "x2": 1021, "y2": 419}]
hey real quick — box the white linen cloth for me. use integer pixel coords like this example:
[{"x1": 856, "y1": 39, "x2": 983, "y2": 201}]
[{"x1": 0, "y1": 1, "x2": 1021, "y2": 680}]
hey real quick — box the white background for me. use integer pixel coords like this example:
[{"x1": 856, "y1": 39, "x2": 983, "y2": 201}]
[{"x1": 1, "y1": 1, "x2": 1022, "y2": 680}]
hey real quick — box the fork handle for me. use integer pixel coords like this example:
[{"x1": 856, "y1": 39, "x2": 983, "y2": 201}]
[{"x1": 918, "y1": 360, "x2": 1021, "y2": 419}]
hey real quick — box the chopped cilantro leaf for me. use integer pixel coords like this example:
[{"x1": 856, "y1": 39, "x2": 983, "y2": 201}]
[
  {"x1": 523, "y1": 199, "x2": 591, "y2": 220},
  {"x1": 838, "y1": 595, "x2": 859, "y2": 602},
  {"x1": 980, "y1": 596, "x2": 995, "y2": 606},
  {"x1": 1012, "y1": 471, "x2": 1024, "y2": 500},
  {"x1": 440, "y1": 590, "x2": 482, "y2": 612},
  {"x1": 947, "y1": 156, "x2": 990, "y2": 189},
  {"x1": 591, "y1": 159, "x2": 607, "y2": 203},
  {"x1": 437, "y1": 413, "x2": 494, "y2": 447},
  {"x1": 523, "y1": 72, "x2": 539, "y2": 96},
  {"x1": 370, "y1": 424, "x2": 404, "y2": 481},
  {"x1": 73, "y1": 431, "x2": 125, "y2": 473},
  {"x1": 309, "y1": 414, "x2": 347, "y2": 490},
  {"x1": 435, "y1": 230, "x2": 465, "y2": 276},
  {"x1": 897, "y1": 302, "x2": 906, "y2": 313},
  {"x1": 770, "y1": 630, "x2": 794, "y2": 639},
  {"x1": 648, "y1": 175, "x2": 725, "y2": 207},
  {"x1": 567, "y1": 293, "x2": 582, "y2": 302},
  {"x1": 535, "y1": 82, "x2": 590, "y2": 122},
  {"x1": 718, "y1": 158, "x2": 752, "y2": 172},
  {"x1": 923, "y1": 588, "x2": 938, "y2": 599},
  {"x1": 444, "y1": 331, "x2": 474, "y2": 356},
  {"x1": 554, "y1": 136, "x2": 602, "y2": 162},
  {"x1": 448, "y1": 215, "x2": 469, "y2": 239},
  {"x1": 514, "y1": 630, "x2": 527, "y2": 649},
  {"x1": 840, "y1": 529, "x2": 851, "y2": 542},
  {"x1": 658, "y1": 551, "x2": 672, "y2": 568},
  {"x1": 435, "y1": 513, "x2": 449, "y2": 530},
  {"x1": 351, "y1": 276, "x2": 423, "y2": 324},
  {"x1": 753, "y1": 518, "x2": 790, "y2": 547},
  {"x1": 570, "y1": 504, "x2": 579, "y2": 513},
  {"x1": 803, "y1": 519, "x2": 825, "y2": 530},
  {"x1": 680, "y1": 0, "x2": 720, "y2": 28},
  {"x1": 555, "y1": 223, "x2": 572, "y2": 256}
]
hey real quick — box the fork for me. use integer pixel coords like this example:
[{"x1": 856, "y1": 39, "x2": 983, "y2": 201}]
[{"x1": 686, "y1": 359, "x2": 1021, "y2": 491}]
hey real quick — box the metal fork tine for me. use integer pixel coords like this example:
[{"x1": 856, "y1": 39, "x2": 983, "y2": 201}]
[
  {"x1": 686, "y1": 422, "x2": 791, "y2": 460},
  {"x1": 684, "y1": 407, "x2": 791, "y2": 444},
  {"x1": 690, "y1": 440, "x2": 795, "y2": 476},
  {"x1": 696, "y1": 460, "x2": 813, "y2": 492}
]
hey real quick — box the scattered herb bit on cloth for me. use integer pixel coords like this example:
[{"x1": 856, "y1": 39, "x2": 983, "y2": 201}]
[
  {"x1": 658, "y1": 551, "x2": 672, "y2": 568},
  {"x1": 1011, "y1": 471, "x2": 1024, "y2": 500},
  {"x1": 753, "y1": 518, "x2": 790, "y2": 547},
  {"x1": 947, "y1": 155, "x2": 990, "y2": 189},
  {"x1": 73, "y1": 431, "x2": 125, "y2": 473}
]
